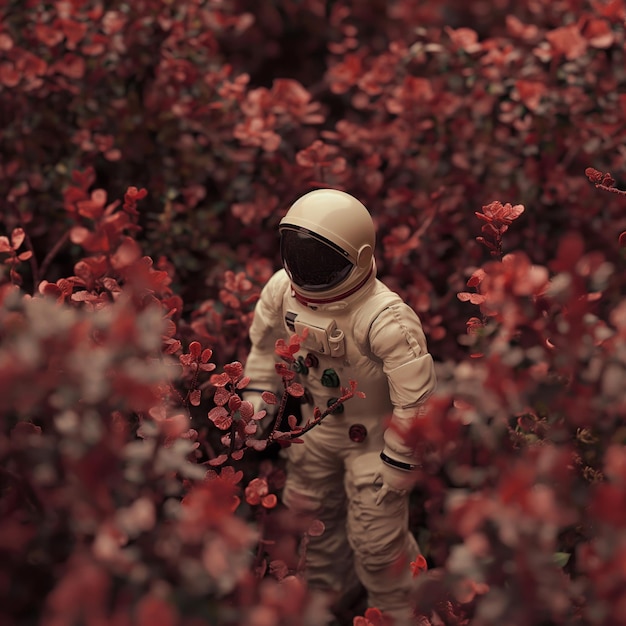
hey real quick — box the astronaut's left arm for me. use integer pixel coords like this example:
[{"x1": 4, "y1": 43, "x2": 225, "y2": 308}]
[{"x1": 368, "y1": 302, "x2": 437, "y2": 475}]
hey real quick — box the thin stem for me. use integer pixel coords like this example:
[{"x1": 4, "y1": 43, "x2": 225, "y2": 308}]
[
  {"x1": 296, "y1": 534, "x2": 309, "y2": 576},
  {"x1": 183, "y1": 362, "x2": 201, "y2": 409},
  {"x1": 201, "y1": 436, "x2": 217, "y2": 461},
  {"x1": 491, "y1": 232, "x2": 503, "y2": 261},
  {"x1": 270, "y1": 389, "x2": 356, "y2": 441},
  {"x1": 21, "y1": 230, "x2": 39, "y2": 292},
  {"x1": 252, "y1": 508, "x2": 268, "y2": 576},
  {"x1": 229, "y1": 420, "x2": 237, "y2": 456},
  {"x1": 268, "y1": 379, "x2": 290, "y2": 440},
  {"x1": 595, "y1": 183, "x2": 626, "y2": 196},
  {"x1": 0, "y1": 465, "x2": 45, "y2": 517},
  {"x1": 37, "y1": 230, "x2": 70, "y2": 286}
]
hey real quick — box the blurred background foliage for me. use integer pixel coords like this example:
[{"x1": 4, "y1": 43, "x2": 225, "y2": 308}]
[
  {"x1": 1, "y1": 1, "x2": 626, "y2": 625},
  {"x1": 2, "y1": 0, "x2": 624, "y2": 363}
]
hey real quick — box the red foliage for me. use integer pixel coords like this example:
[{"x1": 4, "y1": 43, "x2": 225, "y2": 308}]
[
  {"x1": 1, "y1": 1, "x2": 626, "y2": 625},
  {"x1": 244, "y1": 477, "x2": 278, "y2": 509},
  {"x1": 353, "y1": 607, "x2": 393, "y2": 626},
  {"x1": 410, "y1": 555, "x2": 428, "y2": 578}
]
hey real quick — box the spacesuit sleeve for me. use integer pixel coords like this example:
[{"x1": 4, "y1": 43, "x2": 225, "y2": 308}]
[
  {"x1": 243, "y1": 269, "x2": 289, "y2": 395},
  {"x1": 368, "y1": 303, "x2": 437, "y2": 460}
]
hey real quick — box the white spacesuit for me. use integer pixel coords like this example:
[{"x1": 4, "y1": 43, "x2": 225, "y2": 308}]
[{"x1": 244, "y1": 189, "x2": 437, "y2": 625}]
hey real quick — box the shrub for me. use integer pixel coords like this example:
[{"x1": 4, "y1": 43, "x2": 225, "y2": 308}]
[{"x1": 1, "y1": 1, "x2": 626, "y2": 624}]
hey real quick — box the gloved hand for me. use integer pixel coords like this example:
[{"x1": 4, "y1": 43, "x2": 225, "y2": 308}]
[
  {"x1": 372, "y1": 416, "x2": 423, "y2": 505},
  {"x1": 374, "y1": 451, "x2": 420, "y2": 506}
]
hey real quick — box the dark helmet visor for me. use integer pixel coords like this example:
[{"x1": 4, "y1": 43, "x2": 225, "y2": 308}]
[{"x1": 280, "y1": 227, "x2": 353, "y2": 292}]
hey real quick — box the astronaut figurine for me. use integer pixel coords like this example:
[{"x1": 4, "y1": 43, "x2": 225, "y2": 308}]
[{"x1": 243, "y1": 189, "x2": 437, "y2": 625}]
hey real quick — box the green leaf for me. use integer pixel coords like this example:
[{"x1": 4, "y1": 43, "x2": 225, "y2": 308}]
[{"x1": 553, "y1": 552, "x2": 570, "y2": 567}]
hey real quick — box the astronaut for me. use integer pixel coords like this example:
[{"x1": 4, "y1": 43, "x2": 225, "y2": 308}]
[{"x1": 243, "y1": 189, "x2": 437, "y2": 625}]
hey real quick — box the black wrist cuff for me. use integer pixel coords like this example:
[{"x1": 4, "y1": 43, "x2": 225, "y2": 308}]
[{"x1": 380, "y1": 451, "x2": 420, "y2": 471}]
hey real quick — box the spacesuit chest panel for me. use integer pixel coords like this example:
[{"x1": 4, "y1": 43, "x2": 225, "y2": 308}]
[{"x1": 281, "y1": 291, "x2": 392, "y2": 419}]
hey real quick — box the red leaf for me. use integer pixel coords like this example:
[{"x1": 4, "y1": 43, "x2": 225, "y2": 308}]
[
  {"x1": 476, "y1": 236, "x2": 496, "y2": 250},
  {"x1": 71, "y1": 167, "x2": 96, "y2": 189},
  {"x1": 10, "y1": 267, "x2": 22, "y2": 285},
  {"x1": 208, "y1": 454, "x2": 228, "y2": 466},
  {"x1": 69, "y1": 226, "x2": 96, "y2": 248},
  {"x1": 307, "y1": 519, "x2": 325, "y2": 537},
  {"x1": 236, "y1": 375, "x2": 251, "y2": 389},
  {"x1": 17, "y1": 52, "x2": 47, "y2": 78},
  {"x1": 208, "y1": 406, "x2": 232, "y2": 430},
  {"x1": 286, "y1": 383, "x2": 304, "y2": 397},
  {"x1": 213, "y1": 387, "x2": 230, "y2": 406},
  {"x1": 10, "y1": 421, "x2": 42, "y2": 442},
  {"x1": 159, "y1": 415, "x2": 189, "y2": 441},
  {"x1": 10, "y1": 227, "x2": 25, "y2": 250},
  {"x1": 163, "y1": 339, "x2": 182, "y2": 355},
  {"x1": 550, "y1": 232, "x2": 586, "y2": 272},
  {"x1": 261, "y1": 391, "x2": 277, "y2": 405},
  {"x1": 515, "y1": 80, "x2": 547, "y2": 112},
  {"x1": 179, "y1": 354, "x2": 195, "y2": 367},
  {"x1": 0, "y1": 62, "x2": 20, "y2": 88},
  {"x1": 506, "y1": 15, "x2": 539, "y2": 42},
  {"x1": 136, "y1": 595, "x2": 179, "y2": 626},
  {"x1": 275, "y1": 336, "x2": 301, "y2": 361},
  {"x1": 110, "y1": 237, "x2": 142, "y2": 269},
  {"x1": 410, "y1": 554, "x2": 428, "y2": 578},
  {"x1": 125, "y1": 186, "x2": 148, "y2": 201},
  {"x1": 209, "y1": 372, "x2": 230, "y2": 387},
  {"x1": 55, "y1": 53, "x2": 85, "y2": 79},
  {"x1": 445, "y1": 26, "x2": 482, "y2": 53},
  {"x1": 190, "y1": 389, "x2": 201, "y2": 406},
  {"x1": 585, "y1": 167, "x2": 604, "y2": 183},
  {"x1": 0, "y1": 33, "x2": 12, "y2": 50},
  {"x1": 275, "y1": 363, "x2": 295, "y2": 380},
  {"x1": 228, "y1": 394, "x2": 242, "y2": 412},
  {"x1": 602, "y1": 173, "x2": 616, "y2": 188},
  {"x1": 239, "y1": 401, "x2": 254, "y2": 419},
  {"x1": 458, "y1": 291, "x2": 487, "y2": 305},
  {"x1": 189, "y1": 341, "x2": 202, "y2": 358},
  {"x1": 59, "y1": 19, "x2": 88, "y2": 47},
  {"x1": 467, "y1": 269, "x2": 485, "y2": 288},
  {"x1": 261, "y1": 494, "x2": 277, "y2": 509},
  {"x1": 246, "y1": 439, "x2": 267, "y2": 451},
  {"x1": 584, "y1": 18, "x2": 614, "y2": 49},
  {"x1": 245, "y1": 477, "x2": 268, "y2": 505},
  {"x1": 269, "y1": 560, "x2": 289, "y2": 581},
  {"x1": 466, "y1": 317, "x2": 484, "y2": 334},
  {"x1": 35, "y1": 23, "x2": 64, "y2": 46},
  {"x1": 547, "y1": 24, "x2": 588, "y2": 60},
  {"x1": 76, "y1": 189, "x2": 107, "y2": 219},
  {"x1": 224, "y1": 361, "x2": 243, "y2": 379}
]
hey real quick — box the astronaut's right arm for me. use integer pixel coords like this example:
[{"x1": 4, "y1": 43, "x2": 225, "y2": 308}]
[{"x1": 242, "y1": 270, "x2": 288, "y2": 413}]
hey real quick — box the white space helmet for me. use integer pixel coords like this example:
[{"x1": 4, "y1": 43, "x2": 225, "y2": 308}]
[{"x1": 279, "y1": 189, "x2": 376, "y2": 301}]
